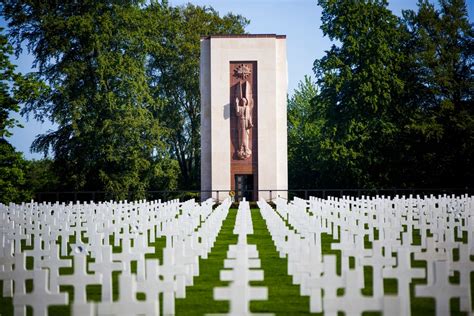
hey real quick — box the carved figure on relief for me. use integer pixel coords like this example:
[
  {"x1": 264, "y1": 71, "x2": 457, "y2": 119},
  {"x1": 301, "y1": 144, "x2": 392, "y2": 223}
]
[{"x1": 235, "y1": 79, "x2": 254, "y2": 160}]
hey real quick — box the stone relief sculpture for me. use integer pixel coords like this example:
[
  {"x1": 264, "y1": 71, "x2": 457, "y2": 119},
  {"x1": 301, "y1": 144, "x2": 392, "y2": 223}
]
[{"x1": 234, "y1": 79, "x2": 254, "y2": 160}]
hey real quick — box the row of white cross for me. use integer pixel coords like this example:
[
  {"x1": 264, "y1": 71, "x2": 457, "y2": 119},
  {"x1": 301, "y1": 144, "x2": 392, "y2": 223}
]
[
  {"x1": 0, "y1": 198, "x2": 231, "y2": 315},
  {"x1": 212, "y1": 201, "x2": 271, "y2": 316},
  {"x1": 2, "y1": 195, "x2": 472, "y2": 315},
  {"x1": 259, "y1": 194, "x2": 473, "y2": 315}
]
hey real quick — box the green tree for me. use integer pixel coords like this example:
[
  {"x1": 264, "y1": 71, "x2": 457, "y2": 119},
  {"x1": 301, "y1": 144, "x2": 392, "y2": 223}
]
[
  {"x1": 24, "y1": 159, "x2": 60, "y2": 194},
  {"x1": 0, "y1": 28, "x2": 19, "y2": 139},
  {"x1": 400, "y1": 0, "x2": 474, "y2": 187},
  {"x1": 287, "y1": 75, "x2": 323, "y2": 188},
  {"x1": 313, "y1": 0, "x2": 406, "y2": 188},
  {"x1": 0, "y1": 27, "x2": 31, "y2": 204},
  {"x1": 0, "y1": 142, "x2": 29, "y2": 204},
  {"x1": 306, "y1": 0, "x2": 473, "y2": 190},
  {"x1": 2, "y1": 0, "x2": 176, "y2": 199},
  {"x1": 146, "y1": 3, "x2": 249, "y2": 188}
]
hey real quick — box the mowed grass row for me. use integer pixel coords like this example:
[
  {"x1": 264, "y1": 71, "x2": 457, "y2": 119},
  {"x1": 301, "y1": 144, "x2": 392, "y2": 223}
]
[
  {"x1": 176, "y1": 208, "x2": 314, "y2": 315},
  {"x1": 1, "y1": 206, "x2": 471, "y2": 315},
  {"x1": 247, "y1": 208, "x2": 314, "y2": 315},
  {"x1": 175, "y1": 207, "x2": 237, "y2": 314}
]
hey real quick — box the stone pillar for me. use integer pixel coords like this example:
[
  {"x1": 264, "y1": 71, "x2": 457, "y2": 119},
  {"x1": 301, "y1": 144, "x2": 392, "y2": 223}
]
[{"x1": 200, "y1": 34, "x2": 288, "y2": 202}]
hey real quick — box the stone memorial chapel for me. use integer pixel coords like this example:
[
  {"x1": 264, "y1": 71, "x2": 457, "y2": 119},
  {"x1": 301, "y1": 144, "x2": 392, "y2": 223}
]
[{"x1": 200, "y1": 35, "x2": 288, "y2": 201}]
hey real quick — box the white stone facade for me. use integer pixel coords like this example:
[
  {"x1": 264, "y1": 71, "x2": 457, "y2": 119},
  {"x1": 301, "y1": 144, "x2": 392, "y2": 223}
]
[{"x1": 200, "y1": 35, "x2": 288, "y2": 201}]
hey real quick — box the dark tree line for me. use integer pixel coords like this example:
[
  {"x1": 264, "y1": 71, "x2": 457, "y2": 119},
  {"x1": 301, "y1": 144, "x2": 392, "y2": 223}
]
[
  {"x1": 1, "y1": 0, "x2": 472, "y2": 203},
  {"x1": 289, "y1": 0, "x2": 473, "y2": 190},
  {"x1": 0, "y1": 0, "x2": 247, "y2": 202}
]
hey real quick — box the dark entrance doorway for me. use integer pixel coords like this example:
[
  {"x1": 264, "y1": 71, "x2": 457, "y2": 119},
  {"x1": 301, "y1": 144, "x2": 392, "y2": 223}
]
[{"x1": 235, "y1": 174, "x2": 254, "y2": 201}]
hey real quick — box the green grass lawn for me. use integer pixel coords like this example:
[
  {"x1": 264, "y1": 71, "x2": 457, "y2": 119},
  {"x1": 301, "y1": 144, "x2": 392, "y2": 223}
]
[
  {"x1": 175, "y1": 207, "x2": 237, "y2": 315},
  {"x1": 0, "y1": 206, "x2": 472, "y2": 316},
  {"x1": 247, "y1": 208, "x2": 314, "y2": 315}
]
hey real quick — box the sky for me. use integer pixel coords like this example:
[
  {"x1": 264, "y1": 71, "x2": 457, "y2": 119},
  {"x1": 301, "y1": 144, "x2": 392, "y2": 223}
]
[{"x1": 4, "y1": 0, "x2": 474, "y2": 159}]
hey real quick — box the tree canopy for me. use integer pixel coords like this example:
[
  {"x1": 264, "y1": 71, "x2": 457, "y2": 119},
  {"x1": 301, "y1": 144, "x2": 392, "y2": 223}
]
[
  {"x1": 0, "y1": 27, "x2": 30, "y2": 203},
  {"x1": 1, "y1": 0, "x2": 472, "y2": 203},
  {"x1": 146, "y1": 3, "x2": 248, "y2": 189},
  {"x1": 288, "y1": 0, "x2": 473, "y2": 189},
  {"x1": 0, "y1": 0, "x2": 248, "y2": 200}
]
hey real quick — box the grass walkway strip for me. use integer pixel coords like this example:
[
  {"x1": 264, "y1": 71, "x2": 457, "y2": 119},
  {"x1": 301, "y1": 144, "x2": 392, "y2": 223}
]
[
  {"x1": 247, "y1": 208, "x2": 315, "y2": 315},
  {"x1": 175, "y1": 208, "x2": 238, "y2": 315}
]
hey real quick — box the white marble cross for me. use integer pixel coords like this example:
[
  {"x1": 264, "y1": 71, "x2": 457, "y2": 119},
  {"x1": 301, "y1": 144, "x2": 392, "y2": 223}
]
[
  {"x1": 39, "y1": 242, "x2": 71, "y2": 294},
  {"x1": 449, "y1": 243, "x2": 473, "y2": 312},
  {"x1": 0, "y1": 241, "x2": 15, "y2": 297},
  {"x1": 324, "y1": 268, "x2": 382, "y2": 315},
  {"x1": 136, "y1": 259, "x2": 174, "y2": 316},
  {"x1": 359, "y1": 240, "x2": 396, "y2": 298},
  {"x1": 416, "y1": 260, "x2": 469, "y2": 315},
  {"x1": 306, "y1": 255, "x2": 345, "y2": 313},
  {"x1": 58, "y1": 250, "x2": 102, "y2": 304},
  {"x1": 214, "y1": 283, "x2": 268, "y2": 315},
  {"x1": 97, "y1": 274, "x2": 158, "y2": 316},
  {"x1": 89, "y1": 245, "x2": 123, "y2": 302},
  {"x1": 160, "y1": 247, "x2": 177, "y2": 315},
  {"x1": 13, "y1": 269, "x2": 68, "y2": 316},
  {"x1": 382, "y1": 247, "x2": 425, "y2": 315},
  {"x1": 8, "y1": 253, "x2": 33, "y2": 296}
]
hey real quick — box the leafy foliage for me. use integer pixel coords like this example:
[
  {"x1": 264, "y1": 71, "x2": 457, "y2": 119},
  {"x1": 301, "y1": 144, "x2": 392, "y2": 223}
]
[
  {"x1": 398, "y1": 0, "x2": 474, "y2": 187},
  {"x1": 0, "y1": 1, "x2": 248, "y2": 199},
  {"x1": 0, "y1": 141, "x2": 30, "y2": 204},
  {"x1": 0, "y1": 27, "x2": 31, "y2": 203},
  {"x1": 2, "y1": 0, "x2": 472, "y2": 200},
  {"x1": 24, "y1": 159, "x2": 60, "y2": 193},
  {"x1": 0, "y1": 28, "x2": 19, "y2": 138},
  {"x1": 289, "y1": 0, "x2": 473, "y2": 189},
  {"x1": 287, "y1": 75, "x2": 322, "y2": 188},
  {"x1": 311, "y1": 0, "x2": 405, "y2": 188},
  {"x1": 1, "y1": 1, "x2": 197, "y2": 199},
  {"x1": 146, "y1": 3, "x2": 248, "y2": 189}
]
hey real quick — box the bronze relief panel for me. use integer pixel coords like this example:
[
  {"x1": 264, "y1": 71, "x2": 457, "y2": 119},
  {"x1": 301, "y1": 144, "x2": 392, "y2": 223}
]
[{"x1": 230, "y1": 61, "x2": 258, "y2": 194}]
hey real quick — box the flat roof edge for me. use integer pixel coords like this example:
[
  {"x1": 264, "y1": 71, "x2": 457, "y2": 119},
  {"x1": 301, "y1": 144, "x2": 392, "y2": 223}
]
[{"x1": 201, "y1": 34, "x2": 286, "y2": 40}]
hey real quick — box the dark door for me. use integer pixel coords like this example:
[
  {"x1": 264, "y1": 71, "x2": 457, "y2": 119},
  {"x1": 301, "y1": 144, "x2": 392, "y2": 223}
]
[{"x1": 235, "y1": 174, "x2": 254, "y2": 201}]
